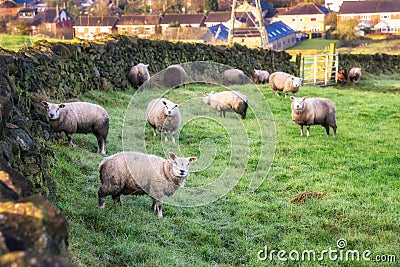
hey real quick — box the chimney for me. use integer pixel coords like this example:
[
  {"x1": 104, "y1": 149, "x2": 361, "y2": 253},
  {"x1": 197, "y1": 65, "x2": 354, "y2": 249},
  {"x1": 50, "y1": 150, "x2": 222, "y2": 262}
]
[{"x1": 56, "y1": 5, "x2": 59, "y2": 18}]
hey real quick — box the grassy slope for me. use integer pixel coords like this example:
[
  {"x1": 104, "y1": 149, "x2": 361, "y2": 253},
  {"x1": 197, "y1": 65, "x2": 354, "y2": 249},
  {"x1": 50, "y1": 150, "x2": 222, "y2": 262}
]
[
  {"x1": 0, "y1": 34, "x2": 68, "y2": 51},
  {"x1": 49, "y1": 77, "x2": 400, "y2": 266}
]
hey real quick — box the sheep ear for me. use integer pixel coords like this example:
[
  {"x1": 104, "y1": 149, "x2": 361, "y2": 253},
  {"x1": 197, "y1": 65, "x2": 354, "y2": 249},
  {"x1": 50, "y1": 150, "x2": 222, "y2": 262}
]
[
  {"x1": 169, "y1": 152, "x2": 176, "y2": 160},
  {"x1": 302, "y1": 96, "x2": 308, "y2": 100},
  {"x1": 290, "y1": 96, "x2": 295, "y2": 101},
  {"x1": 59, "y1": 104, "x2": 66, "y2": 108},
  {"x1": 144, "y1": 64, "x2": 149, "y2": 67},
  {"x1": 203, "y1": 92, "x2": 208, "y2": 96},
  {"x1": 162, "y1": 100, "x2": 167, "y2": 106},
  {"x1": 189, "y1": 157, "x2": 197, "y2": 163},
  {"x1": 174, "y1": 104, "x2": 178, "y2": 108},
  {"x1": 41, "y1": 101, "x2": 49, "y2": 108}
]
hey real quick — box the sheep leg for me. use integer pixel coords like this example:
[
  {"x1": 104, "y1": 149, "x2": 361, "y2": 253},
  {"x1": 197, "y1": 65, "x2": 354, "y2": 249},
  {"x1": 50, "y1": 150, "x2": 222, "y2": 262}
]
[
  {"x1": 112, "y1": 194, "x2": 121, "y2": 205},
  {"x1": 300, "y1": 125, "x2": 304, "y2": 137},
  {"x1": 98, "y1": 188, "x2": 107, "y2": 209},
  {"x1": 274, "y1": 90, "x2": 280, "y2": 96},
  {"x1": 171, "y1": 131, "x2": 176, "y2": 143},
  {"x1": 333, "y1": 125, "x2": 337, "y2": 137},
  {"x1": 152, "y1": 198, "x2": 163, "y2": 218},
  {"x1": 66, "y1": 133, "x2": 75, "y2": 147},
  {"x1": 152, "y1": 128, "x2": 157, "y2": 138},
  {"x1": 306, "y1": 126, "x2": 311, "y2": 137},
  {"x1": 97, "y1": 136, "x2": 106, "y2": 155},
  {"x1": 163, "y1": 131, "x2": 168, "y2": 142},
  {"x1": 325, "y1": 125, "x2": 330, "y2": 137}
]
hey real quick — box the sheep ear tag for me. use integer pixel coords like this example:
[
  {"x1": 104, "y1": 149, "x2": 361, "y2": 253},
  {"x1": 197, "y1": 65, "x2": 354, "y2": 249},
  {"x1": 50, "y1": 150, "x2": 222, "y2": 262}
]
[
  {"x1": 189, "y1": 157, "x2": 197, "y2": 163},
  {"x1": 59, "y1": 104, "x2": 66, "y2": 109}
]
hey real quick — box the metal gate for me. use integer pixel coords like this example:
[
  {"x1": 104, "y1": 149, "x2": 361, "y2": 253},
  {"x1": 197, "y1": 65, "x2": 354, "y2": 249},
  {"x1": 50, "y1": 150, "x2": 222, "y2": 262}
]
[{"x1": 300, "y1": 54, "x2": 339, "y2": 86}]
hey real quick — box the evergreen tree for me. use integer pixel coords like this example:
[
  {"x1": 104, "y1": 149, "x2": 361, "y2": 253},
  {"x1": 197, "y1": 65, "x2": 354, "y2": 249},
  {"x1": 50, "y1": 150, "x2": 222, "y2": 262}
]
[{"x1": 204, "y1": 0, "x2": 218, "y2": 12}]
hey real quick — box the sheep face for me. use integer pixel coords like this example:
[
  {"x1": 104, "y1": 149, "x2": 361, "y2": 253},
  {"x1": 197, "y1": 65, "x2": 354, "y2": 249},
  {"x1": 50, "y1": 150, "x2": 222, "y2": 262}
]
[
  {"x1": 169, "y1": 152, "x2": 197, "y2": 180},
  {"x1": 162, "y1": 100, "x2": 178, "y2": 116},
  {"x1": 42, "y1": 101, "x2": 65, "y2": 120},
  {"x1": 291, "y1": 77, "x2": 302, "y2": 88},
  {"x1": 290, "y1": 96, "x2": 307, "y2": 111},
  {"x1": 202, "y1": 91, "x2": 214, "y2": 104}
]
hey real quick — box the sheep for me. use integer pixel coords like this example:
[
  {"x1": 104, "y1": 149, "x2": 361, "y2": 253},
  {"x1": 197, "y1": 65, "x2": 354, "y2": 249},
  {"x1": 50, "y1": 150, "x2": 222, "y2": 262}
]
[
  {"x1": 337, "y1": 69, "x2": 348, "y2": 86},
  {"x1": 349, "y1": 67, "x2": 362, "y2": 83},
  {"x1": 163, "y1": 64, "x2": 188, "y2": 88},
  {"x1": 127, "y1": 63, "x2": 150, "y2": 89},
  {"x1": 41, "y1": 101, "x2": 109, "y2": 154},
  {"x1": 253, "y1": 69, "x2": 270, "y2": 84},
  {"x1": 290, "y1": 96, "x2": 337, "y2": 137},
  {"x1": 98, "y1": 151, "x2": 197, "y2": 218},
  {"x1": 146, "y1": 98, "x2": 181, "y2": 143},
  {"x1": 203, "y1": 90, "x2": 248, "y2": 119},
  {"x1": 269, "y1": 71, "x2": 302, "y2": 97},
  {"x1": 222, "y1": 69, "x2": 247, "y2": 85}
]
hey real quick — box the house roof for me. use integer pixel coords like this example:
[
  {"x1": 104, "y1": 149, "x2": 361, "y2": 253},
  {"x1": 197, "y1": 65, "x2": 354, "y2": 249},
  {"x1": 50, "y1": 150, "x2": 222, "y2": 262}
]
[
  {"x1": 339, "y1": 0, "x2": 400, "y2": 14},
  {"x1": 206, "y1": 12, "x2": 231, "y2": 24},
  {"x1": 118, "y1": 15, "x2": 161, "y2": 26},
  {"x1": 279, "y1": 3, "x2": 330, "y2": 16},
  {"x1": 74, "y1": 16, "x2": 119, "y2": 27},
  {"x1": 207, "y1": 20, "x2": 295, "y2": 43},
  {"x1": 208, "y1": 23, "x2": 229, "y2": 40},
  {"x1": 266, "y1": 21, "x2": 295, "y2": 42},
  {"x1": 159, "y1": 13, "x2": 207, "y2": 26},
  {"x1": 0, "y1": 0, "x2": 18, "y2": 8},
  {"x1": 30, "y1": 8, "x2": 56, "y2": 25}
]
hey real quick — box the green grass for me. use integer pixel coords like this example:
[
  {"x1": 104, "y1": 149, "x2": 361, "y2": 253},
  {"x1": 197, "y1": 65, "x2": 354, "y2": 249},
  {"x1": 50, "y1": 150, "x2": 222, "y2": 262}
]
[
  {"x1": 0, "y1": 34, "x2": 68, "y2": 51},
  {"x1": 47, "y1": 76, "x2": 400, "y2": 266},
  {"x1": 287, "y1": 39, "x2": 343, "y2": 51}
]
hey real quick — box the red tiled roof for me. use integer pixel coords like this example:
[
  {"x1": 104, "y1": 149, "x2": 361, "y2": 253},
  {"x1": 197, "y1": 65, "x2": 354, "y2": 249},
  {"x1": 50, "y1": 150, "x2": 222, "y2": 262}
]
[
  {"x1": 339, "y1": 0, "x2": 400, "y2": 14},
  {"x1": 118, "y1": 15, "x2": 160, "y2": 25},
  {"x1": 279, "y1": 3, "x2": 328, "y2": 15},
  {"x1": 74, "y1": 16, "x2": 119, "y2": 27},
  {"x1": 160, "y1": 13, "x2": 207, "y2": 25}
]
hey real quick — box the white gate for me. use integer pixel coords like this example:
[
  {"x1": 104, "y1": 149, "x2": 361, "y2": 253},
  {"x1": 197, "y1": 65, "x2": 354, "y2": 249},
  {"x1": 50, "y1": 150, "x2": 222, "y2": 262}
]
[{"x1": 300, "y1": 54, "x2": 339, "y2": 86}]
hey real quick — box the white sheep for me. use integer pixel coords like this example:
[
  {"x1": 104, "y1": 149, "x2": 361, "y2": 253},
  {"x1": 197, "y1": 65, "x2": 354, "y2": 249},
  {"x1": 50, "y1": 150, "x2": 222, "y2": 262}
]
[
  {"x1": 127, "y1": 63, "x2": 150, "y2": 89},
  {"x1": 203, "y1": 90, "x2": 248, "y2": 119},
  {"x1": 146, "y1": 98, "x2": 181, "y2": 143},
  {"x1": 222, "y1": 69, "x2": 247, "y2": 85},
  {"x1": 253, "y1": 69, "x2": 270, "y2": 84},
  {"x1": 128, "y1": 63, "x2": 150, "y2": 88},
  {"x1": 98, "y1": 151, "x2": 197, "y2": 218},
  {"x1": 348, "y1": 67, "x2": 362, "y2": 83},
  {"x1": 163, "y1": 64, "x2": 188, "y2": 88},
  {"x1": 41, "y1": 101, "x2": 109, "y2": 154},
  {"x1": 269, "y1": 71, "x2": 302, "y2": 97},
  {"x1": 290, "y1": 96, "x2": 337, "y2": 137}
]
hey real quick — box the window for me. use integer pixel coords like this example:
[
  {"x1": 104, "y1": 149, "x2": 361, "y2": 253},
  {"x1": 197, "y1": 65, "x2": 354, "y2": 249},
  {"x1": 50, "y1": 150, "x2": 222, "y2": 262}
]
[
  {"x1": 311, "y1": 18, "x2": 316, "y2": 21},
  {"x1": 380, "y1": 14, "x2": 390, "y2": 20},
  {"x1": 360, "y1": 15, "x2": 371, "y2": 21}
]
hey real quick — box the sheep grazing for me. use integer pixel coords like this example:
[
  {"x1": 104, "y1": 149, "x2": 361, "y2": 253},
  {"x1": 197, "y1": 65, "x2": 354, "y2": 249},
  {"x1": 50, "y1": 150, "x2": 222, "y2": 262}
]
[
  {"x1": 203, "y1": 90, "x2": 248, "y2": 119},
  {"x1": 337, "y1": 69, "x2": 348, "y2": 86},
  {"x1": 98, "y1": 151, "x2": 197, "y2": 218},
  {"x1": 127, "y1": 63, "x2": 150, "y2": 89},
  {"x1": 269, "y1": 71, "x2": 302, "y2": 98},
  {"x1": 253, "y1": 69, "x2": 270, "y2": 84},
  {"x1": 349, "y1": 67, "x2": 362, "y2": 83},
  {"x1": 164, "y1": 64, "x2": 188, "y2": 88},
  {"x1": 290, "y1": 96, "x2": 337, "y2": 137},
  {"x1": 42, "y1": 101, "x2": 109, "y2": 154},
  {"x1": 222, "y1": 69, "x2": 247, "y2": 85},
  {"x1": 146, "y1": 98, "x2": 181, "y2": 143}
]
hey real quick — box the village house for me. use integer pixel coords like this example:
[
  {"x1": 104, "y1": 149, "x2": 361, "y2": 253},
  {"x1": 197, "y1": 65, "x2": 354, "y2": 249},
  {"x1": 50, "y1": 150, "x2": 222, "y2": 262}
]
[
  {"x1": 272, "y1": 3, "x2": 331, "y2": 34},
  {"x1": 338, "y1": 0, "x2": 400, "y2": 35},
  {"x1": 73, "y1": 16, "x2": 119, "y2": 40},
  {"x1": 11, "y1": 6, "x2": 73, "y2": 38},
  {"x1": 116, "y1": 15, "x2": 161, "y2": 37}
]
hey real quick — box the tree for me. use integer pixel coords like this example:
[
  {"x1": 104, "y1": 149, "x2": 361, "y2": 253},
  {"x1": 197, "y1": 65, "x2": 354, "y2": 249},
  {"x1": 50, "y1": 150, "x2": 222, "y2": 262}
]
[
  {"x1": 204, "y1": 0, "x2": 218, "y2": 12},
  {"x1": 333, "y1": 19, "x2": 359, "y2": 41}
]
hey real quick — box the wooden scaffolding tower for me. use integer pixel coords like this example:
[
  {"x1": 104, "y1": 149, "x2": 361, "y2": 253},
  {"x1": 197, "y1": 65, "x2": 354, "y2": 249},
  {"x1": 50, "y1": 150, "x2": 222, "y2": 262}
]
[{"x1": 228, "y1": 0, "x2": 268, "y2": 48}]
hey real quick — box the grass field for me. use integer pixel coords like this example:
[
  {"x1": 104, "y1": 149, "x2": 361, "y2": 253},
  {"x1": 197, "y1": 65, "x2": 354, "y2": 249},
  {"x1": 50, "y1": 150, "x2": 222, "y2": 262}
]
[
  {"x1": 46, "y1": 71, "x2": 400, "y2": 266},
  {"x1": 0, "y1": 34, "x2": 67, "y2": 51}
]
